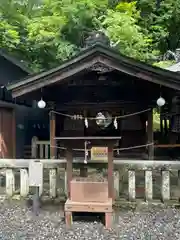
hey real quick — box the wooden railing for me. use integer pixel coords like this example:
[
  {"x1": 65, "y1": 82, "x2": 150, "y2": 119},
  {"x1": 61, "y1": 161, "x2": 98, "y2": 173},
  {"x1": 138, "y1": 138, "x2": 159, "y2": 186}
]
[
  {"x1": 31, "y1": 136, "x2": 50, "y2": 159},
  {"x1": 0, "y1": 159, "x2": 180, "y2": 204},
  {"x1": 31, "y1": 135, "x2": 180, "y2": 160}
]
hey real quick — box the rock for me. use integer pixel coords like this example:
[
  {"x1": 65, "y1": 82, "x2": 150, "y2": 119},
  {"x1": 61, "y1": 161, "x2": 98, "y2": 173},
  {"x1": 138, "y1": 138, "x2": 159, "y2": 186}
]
[
  {"x1": 0, "y1": 202, "x2": 179, "y2": 239},
  {"x1": 12, "y1": 195, "x2": 21, "y2": 200}
]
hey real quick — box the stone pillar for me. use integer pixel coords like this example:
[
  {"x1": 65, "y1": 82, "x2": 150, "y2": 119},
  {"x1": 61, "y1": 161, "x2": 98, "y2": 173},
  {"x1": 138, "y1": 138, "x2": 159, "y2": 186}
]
[
  {"x1": 49, "y1": 169, "x2": 57, "y2": 198},
  {"x1": 128, "y1": 170, "x2": 136, "y2": 201},
  {"x1": 161, "y1": 170, "x2": 170, "y2": 202},
  {"x1": 6, "y1": 169, "x2": 15, "y2": 197},
  {"x1": 20, "y1": 169, "x2": 29, "y2": 197},
  {"x1": 114, "y1": 171, "x2": 119, "y2": 199},
  {"x1": 145, "y1": 170, "x2": 153, "y2": 201}
]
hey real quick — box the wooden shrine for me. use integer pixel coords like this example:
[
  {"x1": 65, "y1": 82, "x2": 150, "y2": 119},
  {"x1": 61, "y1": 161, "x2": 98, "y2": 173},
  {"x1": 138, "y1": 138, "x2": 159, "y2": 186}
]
[{"x1": 6, "y1": 31, "x2": 180, "y2": 228}]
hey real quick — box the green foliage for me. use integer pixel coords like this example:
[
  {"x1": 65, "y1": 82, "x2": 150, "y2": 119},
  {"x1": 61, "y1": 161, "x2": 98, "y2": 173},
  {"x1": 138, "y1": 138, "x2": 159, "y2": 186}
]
[
  {"x1": 101, "y1": 2, "x2": 159, "y2": 61},
  {"x1": 0, "y1": 0, "x2": 179, "y2": 72},
  {"x1": 136, "y1": 0, "x2": 180, "y2": 52},
  {"x1": 153, "y1": 108, "x2": 169, "y2": 131},
  {"x1": 0, "y1": 20, "x2": 20, "y2": 49},
  {"x1": 60, "y1": 0, "x2": 108, "y2": 46}
]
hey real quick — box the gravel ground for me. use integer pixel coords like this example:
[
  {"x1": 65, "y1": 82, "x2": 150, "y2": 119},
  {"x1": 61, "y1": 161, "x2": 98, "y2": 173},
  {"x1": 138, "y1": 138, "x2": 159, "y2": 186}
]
[{"x1": 0, "y1": 202, "x2": 180, "y2": 240}]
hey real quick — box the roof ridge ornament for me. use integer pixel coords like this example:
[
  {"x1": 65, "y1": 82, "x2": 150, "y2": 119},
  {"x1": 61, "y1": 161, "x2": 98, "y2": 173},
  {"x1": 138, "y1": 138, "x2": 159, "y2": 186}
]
[
  {"x1": 89, "y1": 62, "x2": 113, "y2": 73},
  {"x1": 84, "y1": 31, "x2": 110, "y2": 48}
]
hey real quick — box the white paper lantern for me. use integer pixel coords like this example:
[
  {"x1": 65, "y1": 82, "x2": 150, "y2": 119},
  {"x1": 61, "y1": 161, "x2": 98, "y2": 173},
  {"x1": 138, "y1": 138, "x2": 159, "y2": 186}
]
[
  {"x1": 37, "y1": 99, "x2": 46, "y2": 108},
  {"x1": 157, "y1": 97, "x2": 165, "y2": 107}
]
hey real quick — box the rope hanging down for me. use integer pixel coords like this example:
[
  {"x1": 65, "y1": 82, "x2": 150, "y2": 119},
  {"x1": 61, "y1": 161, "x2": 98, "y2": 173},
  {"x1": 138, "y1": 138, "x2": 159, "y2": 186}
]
[{"x1": 50, "y1": 108, "x2": 151, "y2": 120}]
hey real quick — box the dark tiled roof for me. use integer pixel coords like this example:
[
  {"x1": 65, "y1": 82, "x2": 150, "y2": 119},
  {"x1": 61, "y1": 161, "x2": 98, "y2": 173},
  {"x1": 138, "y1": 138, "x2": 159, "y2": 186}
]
[
  {"x1": 0, "y1": 49, "x2": 32, "y2": 74},
  {"x1": 7, "y1": 43, "x2": 180, "y2": 97}
]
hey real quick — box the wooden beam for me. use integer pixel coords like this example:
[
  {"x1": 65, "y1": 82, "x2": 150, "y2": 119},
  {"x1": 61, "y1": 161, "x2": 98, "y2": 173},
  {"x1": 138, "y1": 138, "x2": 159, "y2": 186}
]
[
  {"x1": 55, "y1": 102, "x2": 142, "y2": 111},
  {"x1": 50, "y1": 112, "x2": 56, "y2": 159},
  {"x1": 147, "y1": 109, "x2": 154, "y2": 160},
  {"x1": 54, "y1": 136, "x2": 122, "y2": 140},
  {"x1": 108, "y1": 143, "x2": 114, "y2": 199},
  {"x1": 12, "y1": 108, "x2": 16, "y2": 158},
  {"x1": 155, "y1": 144, "x2": 180, "y2": 148},
  {"x1": 66, "y1": 147, "x2": 73, "y2": 198}
]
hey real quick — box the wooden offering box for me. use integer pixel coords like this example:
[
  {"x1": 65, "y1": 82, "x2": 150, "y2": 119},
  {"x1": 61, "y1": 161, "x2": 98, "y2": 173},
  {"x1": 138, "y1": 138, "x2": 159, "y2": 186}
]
[
  {"x1": 70, "y1": 177, "x2": 108, "y2": 202},
  {"x1": 65, "y1": 177, "x2": 113, "y2": 229}
]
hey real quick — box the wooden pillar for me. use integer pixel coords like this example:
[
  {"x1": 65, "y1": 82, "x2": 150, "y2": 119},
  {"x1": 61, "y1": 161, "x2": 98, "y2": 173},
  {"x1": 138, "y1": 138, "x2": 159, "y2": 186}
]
[
  {"x1": 164, "y1": 118, "x2": 168, "y2": 136},
  {"x1": 140, "y1": 113, "x2": 147, "y2": 145},
  {"x1": 50, "y1": 111, "x2": 56, "y2": 159},
  {"x1": 147, "y1": 109, "x2": 154, "y2": 160},
  {"x1": 12, "y1": 108, "x2": 16, "y2": 158},
  {"x1": 160, "y1": 113, "x2": 163, "y2": 138},
  {"x1": 66, "y1": 147, "x2": 73, "y2": 198},
  {"x1": 80, "y1": 110, "x2": 88, "y2": 177},
  {"x1": 31, "y1": 136, "x2": 38, "y2": 158},
  {"x1": 80, "y1": 166, "x2": 88, "y2": 177},
  {"x1": 108, "y1": 143, "x2": 113, "y2": 199},
  {"x1": 65, "y1": 211, "x2": 72, "y2": 228}
]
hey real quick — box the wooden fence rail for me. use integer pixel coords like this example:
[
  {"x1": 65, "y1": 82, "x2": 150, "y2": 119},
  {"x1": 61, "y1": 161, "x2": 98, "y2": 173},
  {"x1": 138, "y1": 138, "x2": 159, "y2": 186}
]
[{"x1": 31, "y1": 136, "x2": 180, "y2": 160}]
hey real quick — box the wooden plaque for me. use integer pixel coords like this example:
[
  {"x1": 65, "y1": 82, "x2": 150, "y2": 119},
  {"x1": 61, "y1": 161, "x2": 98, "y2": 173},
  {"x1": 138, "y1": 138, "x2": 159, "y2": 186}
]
[
  {"x1": 91, "y1": 147, "x2": 108, "y2": 161},
  {"x1": 29, "y1": 161, "x2": 43, "y2": 187}
]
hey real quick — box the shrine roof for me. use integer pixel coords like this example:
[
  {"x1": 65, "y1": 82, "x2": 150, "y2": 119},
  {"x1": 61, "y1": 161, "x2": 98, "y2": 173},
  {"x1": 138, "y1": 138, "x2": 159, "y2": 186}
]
[
  {"x1": 7, "y1": 43, "x2": 180, "y2": 98},
  {"x1": 0, "y1": 49, "x2": 32, "y2": 74}
]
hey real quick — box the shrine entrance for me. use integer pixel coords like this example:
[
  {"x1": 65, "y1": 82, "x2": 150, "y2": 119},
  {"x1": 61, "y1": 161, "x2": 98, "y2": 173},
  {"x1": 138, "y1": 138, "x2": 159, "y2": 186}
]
[{"x1": 7, "y1": 31, "x2": 180, "y2": 228}]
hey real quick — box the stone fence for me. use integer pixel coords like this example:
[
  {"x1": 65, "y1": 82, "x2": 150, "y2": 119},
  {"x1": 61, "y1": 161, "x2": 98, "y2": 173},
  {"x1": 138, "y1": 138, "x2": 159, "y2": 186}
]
[{"x1": 0, "y1": 159, "x2": 180, "y2": 204}]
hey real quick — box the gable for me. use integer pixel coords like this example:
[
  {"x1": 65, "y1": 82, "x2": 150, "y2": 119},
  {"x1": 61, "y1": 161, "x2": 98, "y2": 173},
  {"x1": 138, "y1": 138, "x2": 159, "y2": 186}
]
[
  {"x1": 7, "y1": 44, "x2": 180, "y2": 98},
  {"x1": 0, "y1": 56, "x2": 28, "y2": 85}
]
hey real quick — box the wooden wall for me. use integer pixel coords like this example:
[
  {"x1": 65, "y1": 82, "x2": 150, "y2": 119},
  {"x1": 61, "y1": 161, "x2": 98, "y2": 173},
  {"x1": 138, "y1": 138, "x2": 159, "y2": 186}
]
[{"x1": 0, "y1": 107, "x2": 15, "y2": 158}]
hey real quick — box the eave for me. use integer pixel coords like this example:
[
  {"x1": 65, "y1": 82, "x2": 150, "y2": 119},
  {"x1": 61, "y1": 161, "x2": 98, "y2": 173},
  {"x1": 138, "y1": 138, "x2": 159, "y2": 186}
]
[
  {"x1": 7, "y1": 44, "x2": 180, "y2": 98},
  {"x1": 0, "y1": 49, "x2": 32, "y2": 74}
]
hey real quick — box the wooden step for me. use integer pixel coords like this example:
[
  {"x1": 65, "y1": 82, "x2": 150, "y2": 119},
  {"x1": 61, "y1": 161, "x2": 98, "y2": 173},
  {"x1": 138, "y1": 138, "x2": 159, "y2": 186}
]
[
  {"x1": 65, "y1": 198, "x2": 112, "y2": 213},
  {"x1": 65, "y1": 198, "x2": 113, "y2": 229}
]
